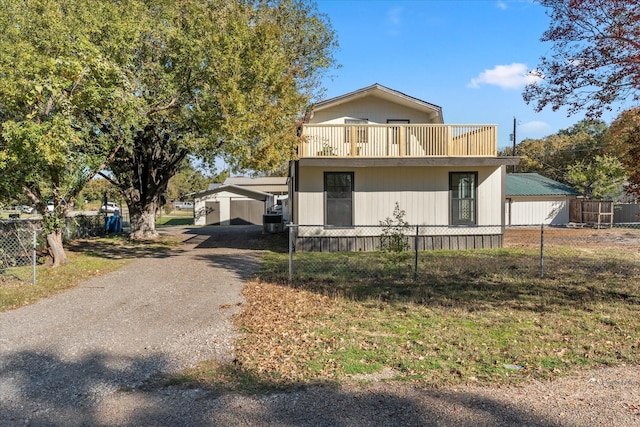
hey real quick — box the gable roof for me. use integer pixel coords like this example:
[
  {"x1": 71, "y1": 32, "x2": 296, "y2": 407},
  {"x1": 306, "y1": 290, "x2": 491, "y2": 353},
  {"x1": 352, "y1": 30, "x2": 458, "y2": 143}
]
[
  {"x1": 313, "y1": 83, "x2": 444, "y2": 123},
  {"x1": 193, "y1": 184, "x2": 272, "y2": 201},
  {"x1": 506, "y1": 173, "x2": 578, "y2": 196}
]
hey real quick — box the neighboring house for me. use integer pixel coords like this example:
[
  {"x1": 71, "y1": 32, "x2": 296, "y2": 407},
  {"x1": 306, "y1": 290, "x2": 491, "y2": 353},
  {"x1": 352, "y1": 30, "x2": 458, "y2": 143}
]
[
  {"x1": 288, "y1": 83, "x2": 519, "y2": 251},
  {"x1": 193, "y1": 177, "x2": 287, "y2": 226},
  {"x1": 505, "y1": 173, "x2": 578, "y2": 225}
]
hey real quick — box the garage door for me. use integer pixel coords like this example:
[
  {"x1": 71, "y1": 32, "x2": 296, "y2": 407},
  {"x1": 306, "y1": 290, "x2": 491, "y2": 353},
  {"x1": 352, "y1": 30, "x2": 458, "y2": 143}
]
[
  {"x1": 230, "y1": 199, "x2": 264, "y2": 225},
  {"x1": 205, "y1": 201, "x2": 220, "y2": 225}
]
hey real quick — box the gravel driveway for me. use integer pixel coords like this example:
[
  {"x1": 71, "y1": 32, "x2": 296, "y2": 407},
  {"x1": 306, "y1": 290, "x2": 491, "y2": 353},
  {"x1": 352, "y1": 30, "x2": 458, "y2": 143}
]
[{"x1": 1, "y1": 225, "x2": 639, "y2": 426}]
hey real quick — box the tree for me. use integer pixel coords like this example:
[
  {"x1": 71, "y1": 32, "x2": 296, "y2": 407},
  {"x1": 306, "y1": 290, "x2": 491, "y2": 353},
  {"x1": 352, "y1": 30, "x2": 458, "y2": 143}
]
[
  {"x1": 501, "y1": 119, "x2": 607, "y2": 184},
  {"x1": 166, "y1": 159, "x2": 214, "y2": 202},
  {"x1": 606, "y1": 107, "x2": 640, "y2": 199},
  {"x1": 77, "y1": 178, "x2": 120, "y2": 207},
  {"x1": 0, "y1": 0, "x2": 144, "y2": 265},
  {"x1": 100, "y1": 0, "x2": 337, "y2": 239},
  {"x1": 523, "y1": 0, "x2": 640, "y2": 117},
  {"x1": 565, "y1": 155, "x2": 627, "y2": 199}
]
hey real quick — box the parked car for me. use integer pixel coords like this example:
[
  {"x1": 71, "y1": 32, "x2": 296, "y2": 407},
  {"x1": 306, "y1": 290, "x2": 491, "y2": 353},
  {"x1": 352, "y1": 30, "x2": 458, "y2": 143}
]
[
  {"x1": 46, "y1": 200, "x2": 68, "y2": 212},
  {"x1": 174, "y1": 201, "x2": 193, "y2": 210},
  {"x1": 16, "y1": 205, "x2": 34, "y2": 214},
  {"x1": 99, "y1": 202, "x2": 119, "y2": 213}
]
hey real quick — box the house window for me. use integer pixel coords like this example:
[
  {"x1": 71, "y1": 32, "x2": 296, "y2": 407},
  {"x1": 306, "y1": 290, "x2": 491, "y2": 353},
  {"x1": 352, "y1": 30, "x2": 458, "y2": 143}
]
[
  {"x1": 325, "y1": 172, "x2": 353, "y2": 226},
  {"x1": 450, "y1": 172, "x2": 477, "y2": 225},
  {"x1": 345, "y1": 119, "x2": 368, "y2": 145}
]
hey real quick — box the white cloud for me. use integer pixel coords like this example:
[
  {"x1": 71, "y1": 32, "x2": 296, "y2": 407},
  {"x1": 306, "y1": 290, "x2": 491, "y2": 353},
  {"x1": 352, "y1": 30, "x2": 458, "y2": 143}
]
[
  {"x1": 520, "y1": 120, "x2": 552, "y2": 135},
  {"x1": 468, "y1": 63, "x2": 542, "y2": 90},
  {"x1": 496, "y1": 1, "x2": 508, "y2": 10},
  {"x1": 387, "y1": 7, "x2": 403, "y2": 26}
]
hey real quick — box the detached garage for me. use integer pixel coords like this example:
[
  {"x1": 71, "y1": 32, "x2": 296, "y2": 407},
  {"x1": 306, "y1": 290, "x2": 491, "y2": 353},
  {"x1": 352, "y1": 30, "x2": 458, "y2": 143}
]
[
  {"x1": 505, "y1": 173, "x2": 578, "y2": 226},
  {"x1": 193, "y1": 185, "x2": 274, "y2": 226}
]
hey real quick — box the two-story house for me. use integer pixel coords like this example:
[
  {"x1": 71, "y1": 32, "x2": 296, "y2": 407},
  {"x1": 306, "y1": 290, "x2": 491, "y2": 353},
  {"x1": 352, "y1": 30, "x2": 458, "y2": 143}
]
[{"x1": 288, "y1": 83, "x2": 519, "y2": 251}]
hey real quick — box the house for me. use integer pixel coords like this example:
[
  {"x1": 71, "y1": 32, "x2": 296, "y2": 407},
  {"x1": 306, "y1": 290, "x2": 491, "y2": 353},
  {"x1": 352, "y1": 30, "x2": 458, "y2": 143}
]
[
  {"x1": 505, "y1": 173, "x2": 578, "y2": 225},
  {"x1": 193, "y1": 177, "x2": 288, "y2": 226},
  {"x1": 288, "y1": 83, "x2": 519, "y2": 251}
]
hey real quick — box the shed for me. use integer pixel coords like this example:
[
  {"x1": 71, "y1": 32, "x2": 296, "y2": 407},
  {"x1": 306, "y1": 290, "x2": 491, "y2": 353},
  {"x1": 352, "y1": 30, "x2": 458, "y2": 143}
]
[
  {"x1": 221, "y1": 177, "x2": 288, "y2": 196},
  {"x1": 505, "y1": 173, "x2": 578, "y2": 225},
  {"x1": 193, "y1": 185, "x2": 274, "y2": 226}
]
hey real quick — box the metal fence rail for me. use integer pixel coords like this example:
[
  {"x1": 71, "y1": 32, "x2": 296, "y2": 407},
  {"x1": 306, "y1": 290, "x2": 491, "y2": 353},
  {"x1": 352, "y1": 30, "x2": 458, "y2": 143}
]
[{"x1": 287, "y1": 224, "x2": 640, "y2": 283}]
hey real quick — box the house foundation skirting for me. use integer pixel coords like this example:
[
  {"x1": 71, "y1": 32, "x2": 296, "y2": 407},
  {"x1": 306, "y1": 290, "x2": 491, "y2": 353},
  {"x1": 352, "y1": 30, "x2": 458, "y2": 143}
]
[{"x1": 294, "y1": 234, "x2": 503, "y2": 252}]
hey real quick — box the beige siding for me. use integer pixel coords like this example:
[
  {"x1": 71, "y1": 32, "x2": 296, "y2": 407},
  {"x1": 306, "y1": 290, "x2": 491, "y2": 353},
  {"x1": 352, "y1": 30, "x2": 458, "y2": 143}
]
[
  {"x1": 296, "y1": 165, "x2": 503, "y2": 228},
  {"x1": 506, "y1": 196, "x2": 573, "y2": 225},
  {"x1": 311, "y1": 97, "x2": 438, "y2": 125}
]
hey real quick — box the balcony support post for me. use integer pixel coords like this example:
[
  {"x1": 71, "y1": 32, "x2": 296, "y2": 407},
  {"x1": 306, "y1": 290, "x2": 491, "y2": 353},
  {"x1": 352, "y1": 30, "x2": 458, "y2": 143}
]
[{"x1": 350, "y1": 127, "x2": 357, "y2": 156}]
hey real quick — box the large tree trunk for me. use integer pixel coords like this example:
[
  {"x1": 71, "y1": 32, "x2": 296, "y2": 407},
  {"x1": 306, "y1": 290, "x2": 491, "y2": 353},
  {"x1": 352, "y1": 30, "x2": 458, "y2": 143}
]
[
  {"x1": 129, "y1": 201, "x2": 159, "y2": 240},
  {"x1": 46, "y1": 229, "x2": 67, "y2": 267},
  {"x1": 109, "y1": 124, "x2": 188, "y2": 241}
]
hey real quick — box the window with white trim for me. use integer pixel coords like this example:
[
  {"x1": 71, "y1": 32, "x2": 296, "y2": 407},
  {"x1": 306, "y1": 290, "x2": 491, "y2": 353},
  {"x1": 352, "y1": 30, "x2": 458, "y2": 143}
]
[
  {"x1": 325, "y1": 172, "x2": 353, "y2": 226},
  {"x1": 450, "y1": 172, "x2": 477, "y2": 225}
]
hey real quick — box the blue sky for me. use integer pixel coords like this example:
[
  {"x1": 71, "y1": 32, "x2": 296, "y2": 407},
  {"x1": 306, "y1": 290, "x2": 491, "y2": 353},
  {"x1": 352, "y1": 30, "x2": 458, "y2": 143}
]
[{"x1": 313, "y1": 0, "x2": 624, "y2": 150}]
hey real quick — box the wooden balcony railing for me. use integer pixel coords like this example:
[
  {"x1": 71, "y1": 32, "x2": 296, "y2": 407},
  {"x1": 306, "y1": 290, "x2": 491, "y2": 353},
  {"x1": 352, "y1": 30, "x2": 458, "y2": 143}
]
[{"x1": 299, "y1": 124, "x2": 497, "y2": 158}]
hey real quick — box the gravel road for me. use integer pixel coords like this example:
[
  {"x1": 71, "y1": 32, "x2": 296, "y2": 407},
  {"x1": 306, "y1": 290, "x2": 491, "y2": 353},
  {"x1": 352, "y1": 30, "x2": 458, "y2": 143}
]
[{"x1": 1, "y1": 225, "x2": 639, "y2": 426}]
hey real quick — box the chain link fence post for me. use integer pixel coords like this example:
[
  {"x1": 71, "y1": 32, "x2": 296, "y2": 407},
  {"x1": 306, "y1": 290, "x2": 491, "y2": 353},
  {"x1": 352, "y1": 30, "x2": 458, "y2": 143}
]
[
  {"x1": 414, "y1": 225, "x2": 419, "y2": 281},
  {"x1": 32, "y1": 228, "x2": 37, "y2": 284},
  {"x1": 539, "y1": 223, "x2": 545, "y2": 279},
  {"x1": 288, "y1": 223, "x2": 294, "y2": 283}
]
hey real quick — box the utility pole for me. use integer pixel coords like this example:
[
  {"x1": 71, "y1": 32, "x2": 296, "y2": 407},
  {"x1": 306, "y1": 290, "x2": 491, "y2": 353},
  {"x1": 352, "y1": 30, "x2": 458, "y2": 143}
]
[{"x1": 512, "y1": 117, "x2": 517, "y2": 173}]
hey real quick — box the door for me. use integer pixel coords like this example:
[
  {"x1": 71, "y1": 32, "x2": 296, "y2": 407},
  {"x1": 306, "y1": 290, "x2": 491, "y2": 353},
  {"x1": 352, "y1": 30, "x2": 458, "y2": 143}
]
[
  {"x1": 230, "y1": 199, "x2": 264, "y2": 225},
  {"x1": 205, "y1": 201, "x2": 220, "y2": 225}
]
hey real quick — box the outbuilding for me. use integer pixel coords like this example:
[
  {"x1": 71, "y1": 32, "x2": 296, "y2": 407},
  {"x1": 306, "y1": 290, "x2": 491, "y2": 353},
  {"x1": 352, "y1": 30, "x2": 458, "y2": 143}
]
[
  {"x1": 505, "y1": 173, "x2": 578, "y2": 225},
  {"x1": 193, "y1": 184, "x2": 274, "y2": 226}
]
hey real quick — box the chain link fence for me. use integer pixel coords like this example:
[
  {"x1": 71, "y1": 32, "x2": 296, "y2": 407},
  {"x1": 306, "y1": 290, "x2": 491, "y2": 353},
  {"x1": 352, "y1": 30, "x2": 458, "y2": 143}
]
[
  {"x1": 0, "y1": 220, "x2": 39, "y2": 284},
  {"x1": 0, "y1": 215, "x2": 107, "y2": 284},
  {"x1": 286, "y1": 224, "x2": 640, "y2": 286}
]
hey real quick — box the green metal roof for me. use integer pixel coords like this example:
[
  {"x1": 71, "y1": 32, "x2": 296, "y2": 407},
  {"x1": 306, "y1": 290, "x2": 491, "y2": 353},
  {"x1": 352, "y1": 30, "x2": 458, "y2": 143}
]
[{"x1": 506, "y1": 173, "x2": 578, "y2": 196}]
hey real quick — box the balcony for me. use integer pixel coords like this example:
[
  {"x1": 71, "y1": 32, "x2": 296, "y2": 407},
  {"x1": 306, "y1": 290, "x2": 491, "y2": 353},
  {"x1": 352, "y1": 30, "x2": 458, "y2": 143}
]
[{"x1": 299, "y1": 124, "x2": 497, "y2": 158}]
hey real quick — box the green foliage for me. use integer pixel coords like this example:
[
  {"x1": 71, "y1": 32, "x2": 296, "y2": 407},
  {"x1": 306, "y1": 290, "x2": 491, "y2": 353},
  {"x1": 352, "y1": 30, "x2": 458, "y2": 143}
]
[
  {"x1": 565, "y1": 155, "x2": 627, "y2": 200},
  {"x1": 0, "y1": 0, "x2": 337, "y2": 242},
  {"x1": 97, "y1": 0, "x2": 337, "y2": 238},
  {"x1": 504, "y1": 119, "x2": 608, "y2": 184},
  {"x1": 78, "y1": 178, "x2": 120, "y2": 205},
  {"x1": 0, "y1": 0, "x2": 144, "y2": 239},
  {"x1": 165, "y1": 159, "x2": 214, "y2": 201},
  {"x1": 379, "y1": 203, "x2": 411, "y2": 253}
]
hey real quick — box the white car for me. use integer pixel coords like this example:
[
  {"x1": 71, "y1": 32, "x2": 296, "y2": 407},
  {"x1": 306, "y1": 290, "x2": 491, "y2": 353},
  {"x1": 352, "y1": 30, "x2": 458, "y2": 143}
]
[
  {"x1": 46, "y1": 200, "x2": 67, "y2": 212},
  {"x1": 17, "y1": 205, "x2": 34, "y2": 214},
  {"x1": 174, "y1": 201, "x2": 193, "y2": 210},
  {"x1": 99, "y1": 202, "x2": 119, "y2": 213}
]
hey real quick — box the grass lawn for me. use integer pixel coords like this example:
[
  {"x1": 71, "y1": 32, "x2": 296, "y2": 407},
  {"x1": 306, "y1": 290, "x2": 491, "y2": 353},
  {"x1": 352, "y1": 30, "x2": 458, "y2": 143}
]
[
  {"x1": 156, "y1": 210, "x2": 194, "y2": 227},
  {"x1": 183, "y1": 245, "x2": 640, "y2": 390},
  {"x1": 0, "y1": 235, "x2": 177, "y2": 312}
]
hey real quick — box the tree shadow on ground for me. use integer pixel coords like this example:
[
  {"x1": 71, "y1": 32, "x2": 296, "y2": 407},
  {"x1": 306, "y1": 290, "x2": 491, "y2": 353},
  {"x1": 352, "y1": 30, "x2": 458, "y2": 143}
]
[
  {"x1": 157, "y1": 218, "x2": 194, "y2": 226},
  {"x1": 0, "y1": 349, "x2": 564, "y2": 427},
  {"x1": 181, "y1": 225, "x2": 288, "y2": 252},
  {"x1": 66, "y1": 236, "x2": 176, "y2": 260}
]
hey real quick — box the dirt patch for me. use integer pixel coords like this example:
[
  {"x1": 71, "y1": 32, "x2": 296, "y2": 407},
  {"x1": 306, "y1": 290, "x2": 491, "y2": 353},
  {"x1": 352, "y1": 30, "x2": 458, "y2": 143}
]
[{"x1": 505, "y1": 225, "x2": 640, "y2": 250}]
